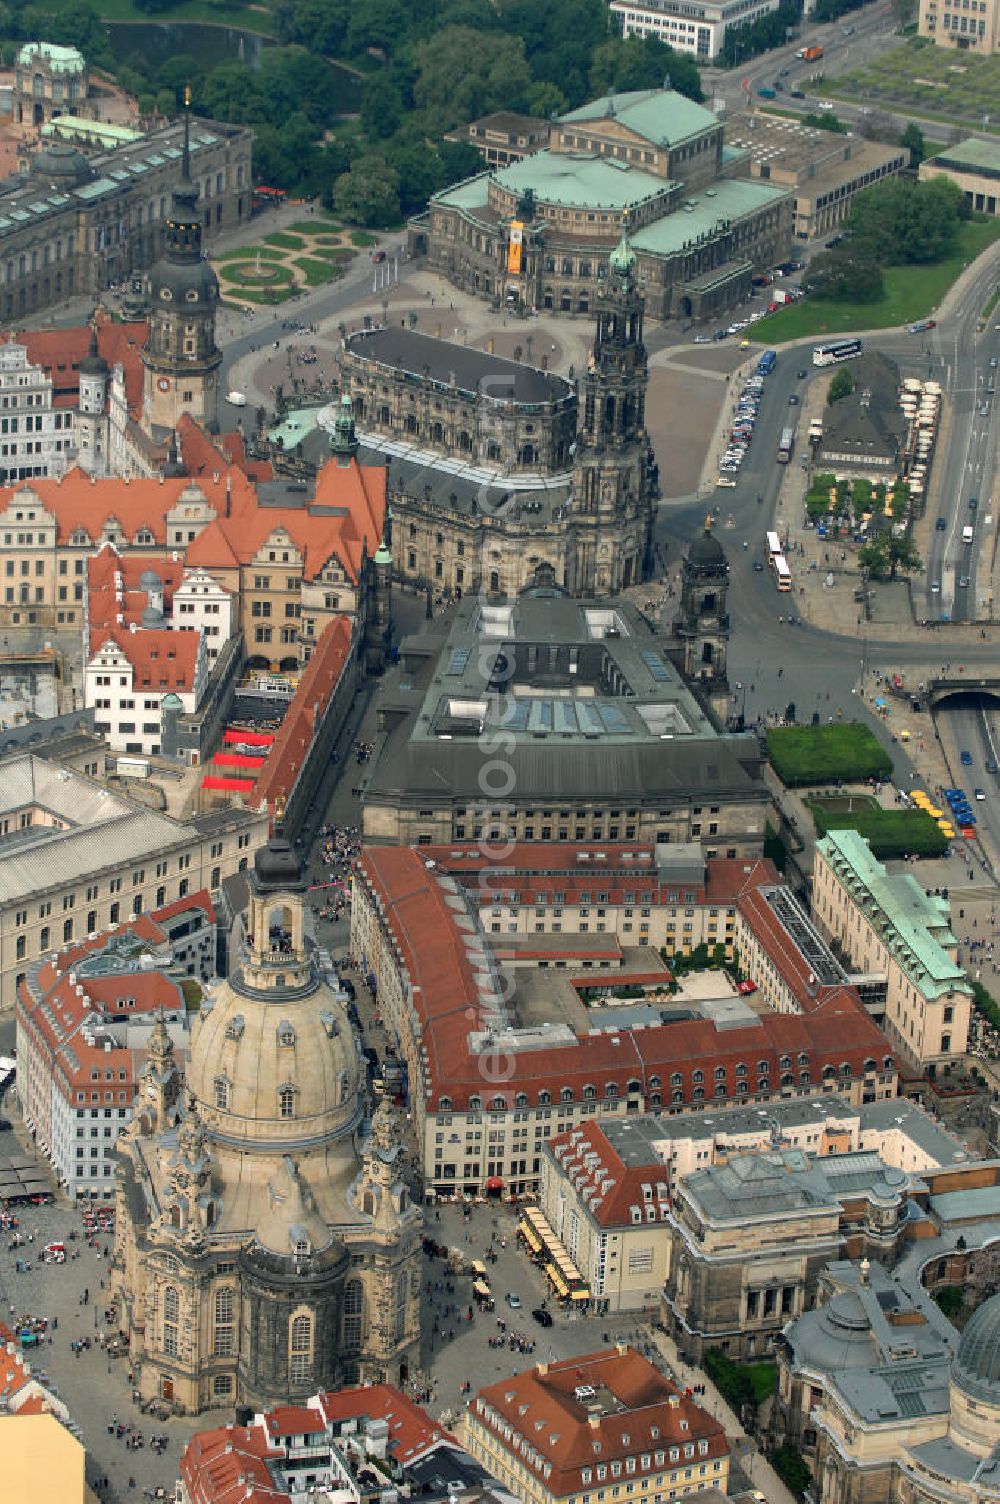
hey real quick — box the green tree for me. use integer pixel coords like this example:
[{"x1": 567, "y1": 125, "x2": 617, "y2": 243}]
[
  {"x1": 589, "y1": 35, "x2": 702, "y2": 102},
  {"x1": 361, "y1": 72, "x2": 405, "y2": 139},
  {"x1": 849, "y1": 175, "x2": 965, "y2": 265},
  {"x1": 770, "y1": 1445, "x2": 812, "y2": 1499},
  {"x1": 412, "y1": 26, "x2": 532, "y2": 131},
  {"x1": 525, "y1": 81, "x2": 568, "y2": 117},
  {"x1": 438, "y1": 138, "x2": 488, "y2": 183},
  {"x1": 384, "y1": 139, "x2": 446, "y2": 215},
  {"x1": 334, "y1": 152, "x2": 402, "y2": 227},
  {"x1": 828, "y1": 368, "x2": 854, "y2": 404},
  {"x1": 858, "y1": 532, "x2": 923, "y2": 580},
  {"x1": 803, "y1": 248, "x2": 884, "y2": 302},
  {"x1": 346, "y1": 0, "x2": 411, "y2": 57},
  {"x1": 901, "y1": 121, "x2": 926, "y2": 167}
]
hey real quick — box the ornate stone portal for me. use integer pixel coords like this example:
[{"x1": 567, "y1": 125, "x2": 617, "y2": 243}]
[{"x1": 111, "y1": 835, "x2": 421, "y2": 1413}]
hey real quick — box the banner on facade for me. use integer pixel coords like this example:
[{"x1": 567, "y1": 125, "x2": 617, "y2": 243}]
[{"x1": 507, "y1": 221, "x2": 524, "y2": 276}]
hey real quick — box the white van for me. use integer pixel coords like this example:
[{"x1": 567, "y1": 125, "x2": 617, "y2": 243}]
[{"x1": 963, "y1": 525, "x2": 975, "y2": 544}]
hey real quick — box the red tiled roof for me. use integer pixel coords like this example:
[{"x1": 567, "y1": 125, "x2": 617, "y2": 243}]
[
  {"x1": 15, "y1": 893, "x2": 211, "y2": 1100},
  {"x1": 184, "y1": 447, "x2": 386, "y2": 583},
  {"x1": 253, "y1": 618, "x2": 352, "y2": 815},
  {"x1": 180, "y1": 1423, "x2": 287, "y2": 1504},
  {"x1": 264, "y1": 1406, "x2": 325, "y2": 1436},
  {"x1": 7, "y1": 309, "x2": 147, "y2": 417},
  {"x1": 86, "y1": 545, "x2": 186, "y2": 634},
  {"x1": 473, "y1": 1347, "x2": 727, "y2": 1500},
  {"x1": 1, "y1": 465, "x2": 253, "y2": 548},
  {"x1": 317, "y1": 1385, "x2": 451, "y2": 1463},
  {"x1": 180, "y1": 1386, "x2": 451, "y2": 1504},
  {"x1": 547, "y1": 1124, "x2": 670, "y2": 1229},
  {"x1": 354, "y1": 846, "x2": 896, "y2": 1113},
  {"x1": 88, "y1": 625, "x2": 199, "y2": 693}
]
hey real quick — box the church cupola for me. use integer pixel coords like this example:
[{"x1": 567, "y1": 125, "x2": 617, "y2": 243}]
[
  {"x1": 240, "y1": 833, "x2": 312, "y2": 994},
  {"x1": 330, "y1": 393, "x2": 359, "y2": 463},
  {"x1": 141, "y1": 88, "x2": 222, "y2": 437}
]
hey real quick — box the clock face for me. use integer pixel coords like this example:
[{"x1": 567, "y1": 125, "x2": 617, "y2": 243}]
[{"x1": 158, "y1": 378, "x2": 170, "y2": 393}]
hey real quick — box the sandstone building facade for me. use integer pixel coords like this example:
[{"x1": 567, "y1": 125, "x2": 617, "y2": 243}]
[{"x1": 111, "y1": 836, "x2": 421, "y2": 1412}]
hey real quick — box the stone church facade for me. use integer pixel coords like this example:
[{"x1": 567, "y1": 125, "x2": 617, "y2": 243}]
[
  {"x1": 380, "y1": 233, "x2": 657, "y2": 599},
  {"x1": 110, "y1": 835, "x2": 421, "y2": 1413}
]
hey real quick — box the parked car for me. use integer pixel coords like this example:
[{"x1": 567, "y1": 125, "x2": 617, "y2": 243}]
[{"x1": 506, "y1": 1292, "x2": 523, "y2": 1309}]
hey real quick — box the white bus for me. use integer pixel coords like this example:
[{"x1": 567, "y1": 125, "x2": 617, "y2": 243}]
[
  {"x1": 813, "y1": 338, "x2": 863, "y2": 367},
  {"x1": 770, "y1": 553, "x2": 793, "y2": 592},
  {"x1": 766, "y1": 530, "x2": 783, "y2": 558}
]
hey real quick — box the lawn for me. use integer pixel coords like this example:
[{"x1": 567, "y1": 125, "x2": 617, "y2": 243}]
[
  {"x1": 214, "y1": 244, "x2": 287, "y2": 263},
  {"x1": 288, "y1": 219, "x2": 342, "y2": 234},
  {"x1": 820, "y1": 36, "x2": 1000, "y2": 130},
  {"x1": 755, "y1": 220, "x2": 1000, "y2": 343},
  {"x1": 765, "y1": 722, "x2": 892, "y2": 786},
  {"x1": 294, "y1": 256, "x2": 344, "y2": 286},
  {"x1": 350, "y1": 229, "x2": 378, "y2": 247},
  {"x1": 746, "y1": 1362, "x2": 778, "y2": 1405},
  {"x1": 808, "y1": 800, "x2": 948, "y2": 858},
  {"x1": 264, "y1": 232, "x2": 308, "y2": 251}
]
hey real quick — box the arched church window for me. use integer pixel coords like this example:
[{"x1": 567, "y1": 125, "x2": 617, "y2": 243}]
[
  {"x1": 289, "y1": 1313, "x2": 312, "y2": 1385},
  {"x1": 343, "y1": 1279, "x2": 364, "y2": 1349},
  {"x1": 277, "y1": 1021, "x2": 295, "y2": 1046},
  {"x1": 279, "y1": 1085, "x2": 296, "y2": 1119},
  {"x1": 214, "y1": 1077, "x2": 229, "y2": 1110},
  {"x1": 294, "y1": 1238, "x2": 310, "y2": 1259},
  {"x1": 163, "y1": 1285, "x2": 179, "y2": 1358},
  {"x1": 213, "y1": 1287, "x2": 234, "y2": 1356}
]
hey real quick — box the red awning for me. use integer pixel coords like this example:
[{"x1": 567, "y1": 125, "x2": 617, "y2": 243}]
[
  {"x1": 201, "y1": 775, "x2": 256, "y2": 792},
  {"x1": 486, "y1": 1176, "x2": 503, "y2": 1191},
  {"x1": 213, "y1": 752, "x2": 266, "y2": 770},
  {"x1": 223, "y1": 729, "x2": 275, "y2": 747}
]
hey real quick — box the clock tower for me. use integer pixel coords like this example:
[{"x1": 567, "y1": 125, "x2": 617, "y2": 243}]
[
  {"x1": 141, "y1": 93, "x2": 222, "y2": 436},
  {"x1": 569, "y1": 231, "x2": 657, "y2": 596}
]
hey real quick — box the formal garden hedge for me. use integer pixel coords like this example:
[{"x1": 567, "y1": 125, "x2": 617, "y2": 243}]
[
  {"x1": 807, "y1": 802, "x2": 948, "y2": 860},
  {"x1": 765, "y1": 722, "x2": 892, "y2": 786}
]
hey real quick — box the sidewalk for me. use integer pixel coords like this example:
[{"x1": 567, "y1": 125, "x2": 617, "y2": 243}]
[{"x1": 649, "y1": 1327, "x2": 798, "y2": 1504}]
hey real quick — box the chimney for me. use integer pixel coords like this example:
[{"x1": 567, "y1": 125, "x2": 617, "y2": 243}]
[
  {"x1": 587, "y1": 1412, "x2": 601, "y2": 1430},
  {"x1": 225, "y1": 474, "x2": 232, "y2": 518},
  {"x1": 536, "y1": 1362, "x2": 548, "y2": 1377}
]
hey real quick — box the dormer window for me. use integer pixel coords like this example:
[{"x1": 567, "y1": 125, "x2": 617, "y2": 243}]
[
  {"x1": 214, "y1": 1077, "x2": 229, "y2": 1110},
  {"x1": 277, "y1": 1021, "x2": 295, "y2": 1046},
  {"x1": 294, "y1": 1238, "x2": 310, "y2": 1258},
  {"x1": 225, "y1": 1015, "x2": 244, "y2": 1041}
]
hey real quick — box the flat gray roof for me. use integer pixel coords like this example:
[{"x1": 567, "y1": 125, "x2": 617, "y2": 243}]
[{"x1": 344, "y1": 327, "x2": 573, "y2": 407}]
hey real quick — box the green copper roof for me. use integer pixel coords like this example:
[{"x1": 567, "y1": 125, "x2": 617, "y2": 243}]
[
  {"x1": 926, "y1": 136, "x2": 1000, "y2": 177},
  {"x1": 494, "y1": 150, "x2": 673, "y2": 212},
  {"x1": 560, "y1": 88, "x2": 719, "y2": 148},
  {"x1": 630, "y1": 177, "x2": 789, "y2": 257},
  {"x1": 816, "y1": 828, "x2": 971, "y2": 1003},
  {"x1": 609, "y1": 231, "x2": 636, "y2": 274}
]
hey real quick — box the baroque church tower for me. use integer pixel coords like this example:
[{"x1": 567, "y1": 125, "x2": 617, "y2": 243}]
[
  {"x1": 141, "y1": 92, "x2": 222, "y2": 437},
  {"x1": 569, "y1": 232, "x2": 657, "y2": 595}
]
